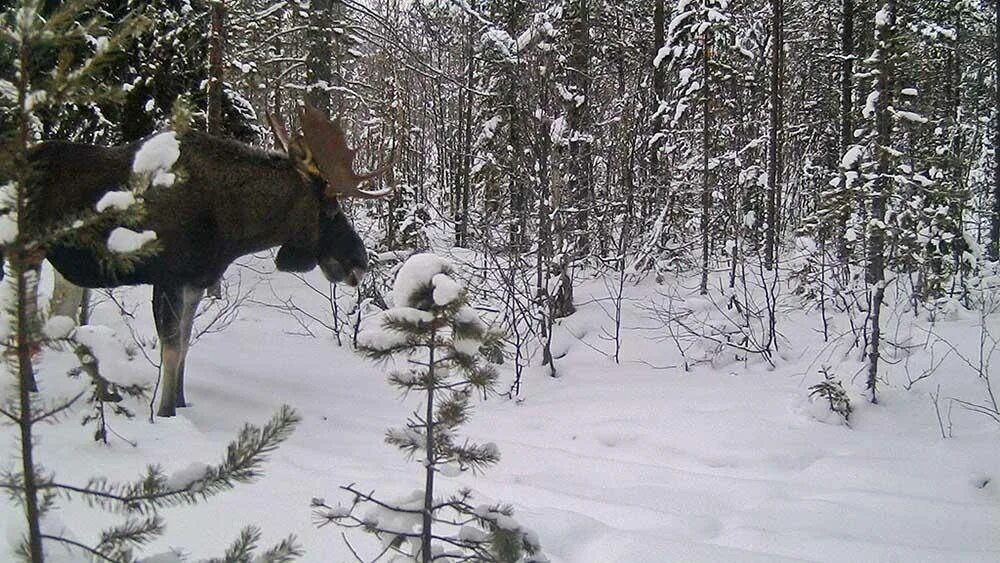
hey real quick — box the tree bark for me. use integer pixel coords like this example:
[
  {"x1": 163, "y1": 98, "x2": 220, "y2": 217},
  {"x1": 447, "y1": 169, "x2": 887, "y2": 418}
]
[
  {"x1": 837, "y1": 0, "x2": 854, "y2": 262},
  {"x1": 455, "y1": 8, "x2": 474, "y2": 248},
  {"x1": 206, "y1": 0, "x2": 226, "y2": 299},
  {"x1": 700, "y1": 33, "x2": 712, "y2": 295},
  {"x1": 305, "y1": 0, "x2": 336, "y2": 112},
  {"x1": 565, "y1": 0, "x2": 594, "y2": 257},
  {"x1": 991, "y1": 0, "x2": 1000, "y2": 260},
  {"x1": 765, "y1": 0, "x2": 783, "y2": 270},
  {"x1": 867, "y1": 0, "x2": 896, "y2": 403}
]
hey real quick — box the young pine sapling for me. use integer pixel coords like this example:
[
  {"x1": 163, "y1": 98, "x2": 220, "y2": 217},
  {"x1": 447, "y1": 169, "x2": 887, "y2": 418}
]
[{"x1": 314, "y1": 253, "x2": 545, "y2": 562}]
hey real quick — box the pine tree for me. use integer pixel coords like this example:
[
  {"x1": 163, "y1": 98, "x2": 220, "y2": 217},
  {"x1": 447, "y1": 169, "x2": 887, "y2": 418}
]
[{"x1": 315, "y1": 253, "x2": 545, "y2": 562}]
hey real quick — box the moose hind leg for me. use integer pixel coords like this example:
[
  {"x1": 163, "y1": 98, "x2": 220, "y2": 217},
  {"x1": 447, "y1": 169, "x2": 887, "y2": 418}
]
[
  {"x1": 174, "y1": 285, "x2": 203, "y2": 408},
  {"x1": 153, "y1": 285, "x2": 185, "y2": 417}
]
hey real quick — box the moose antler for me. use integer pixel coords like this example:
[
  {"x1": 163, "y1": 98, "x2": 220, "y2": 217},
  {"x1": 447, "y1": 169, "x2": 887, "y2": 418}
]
[
  {"x1": 299, "y1": 104, "x2": 395, "y2": 200},
  {"x1": 266, "y1": 111, "x2": 292, "y2": 152}
]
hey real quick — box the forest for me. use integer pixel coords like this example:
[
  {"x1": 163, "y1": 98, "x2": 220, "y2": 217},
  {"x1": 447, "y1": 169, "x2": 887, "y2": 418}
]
[{"x1": 1, "y1": 0, "x2": 998, "y2": 561}]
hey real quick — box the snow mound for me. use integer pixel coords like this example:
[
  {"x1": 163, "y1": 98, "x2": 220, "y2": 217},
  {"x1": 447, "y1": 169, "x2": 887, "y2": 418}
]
[{"x1": 42, "y1": 315, "x2": 76, "y2": 339}]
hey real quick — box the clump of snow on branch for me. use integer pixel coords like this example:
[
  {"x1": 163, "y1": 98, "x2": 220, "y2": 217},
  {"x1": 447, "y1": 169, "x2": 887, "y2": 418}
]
[
  {"x1": 132, "y1": 131, "x2": 180, "y2": 188},
  {"x1": 357, "y1": 306, "x2": 433, "y2": 350},
  {"x1": 72, "y1": 325, "x2": 147, "y2": 387},
  {"x1": 95, "y1": 190, "x2": 137, "y2": 213},
  {"x1": 107, "y1": 227, "x2": 156, "y2": 253},
  {"x1": 391, "y1": 252, "x2": 455, "y2": 308},
  {"x1": 0, "y1": 214, "x2": 17, "y2": 245},
  {"x1": 432, "y1": 273, "x2": 462, "y2": 306},
  {"x1": 164, "y1": 462, "x2": 211, "y2": 491}
]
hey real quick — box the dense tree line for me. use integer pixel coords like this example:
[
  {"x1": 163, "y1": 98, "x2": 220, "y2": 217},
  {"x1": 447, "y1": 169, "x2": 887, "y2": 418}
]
[{"x1": 5, "y1": 0, "x2": 999, "y2": 387}]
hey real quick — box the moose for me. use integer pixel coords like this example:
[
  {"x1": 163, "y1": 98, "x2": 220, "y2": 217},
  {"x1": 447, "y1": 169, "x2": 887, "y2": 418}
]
[{"x1": 8, "y1": 105, "x2": 392, "y2": 417}]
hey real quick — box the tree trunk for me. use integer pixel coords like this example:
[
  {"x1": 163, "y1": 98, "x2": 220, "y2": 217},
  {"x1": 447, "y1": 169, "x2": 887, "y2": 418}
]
[
  {"x1": 421, "y1": 328, "x2": 437, "y2": 563},
  {"x1": 700, "y1": 32, "x2": 712, "y2": 295},
  {"x1": 867, "y1": 0, "x2": 896, "y2": 403},
  {"x1": 765, "y1": 0, "x2": 783, "y2": 270},
  {"x1": 305, "y1": 0, "x2": 336, "y2": 112},
  {"x1": 206, "y1": 0, "x2": 226, "y2": 299},
  {"x1": 456, "y1": 9, "x2": 474, "y2": 248},
  {"x1": 566, "y1": 0, "x2": 593, "y2": 257},
  {"x1": 838, "y1": 0, "x2": 854, "y2": 262},
  {"x1": 991, "y1": 0, "x2": 1000, "y2": 260}
]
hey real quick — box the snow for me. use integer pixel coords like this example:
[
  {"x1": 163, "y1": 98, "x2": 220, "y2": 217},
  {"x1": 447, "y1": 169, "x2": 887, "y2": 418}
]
[
  {"x1": 863, "y1": 90, "x2": 879, "y2": 119},
  {"x1": 107, "y1": 227, "x2": 157, "y2": 253},
  {"x1": 875, "y1": 5, "x2": 891, "y2": 28},
  {"x1": 841, "y1": 145, "x2": 863, "y2": 169},
  {"x1": 391, "y1": 253, "x2": 454, "y2": 308},
  {"x1": 132, "y1": 131, "x2": 181, "y2": 188},
  {"x1": 1, "y1": 254, "x2": 998, "y2": 562},
  {"x1": 42, "y1": 316, "x2": 76, "y2": 339},
  {"x1": 895, "y1": 109, "x2": 928, "y2": 124},
  {"x1": 0, "y1": 214, "x2": 17, "y2": 245},
  {"x1": 431, "y1": 273, "x2": 462, "y2": 306},
  {"x1": 358, "y1": 306, "x2": 434, "y2": 350},
  {"x1": 95, "y1": 190, "x2": 137, "y2": 213},
  {"x1": 165, "y1": 462, "x2": 211, "y2": 491}
]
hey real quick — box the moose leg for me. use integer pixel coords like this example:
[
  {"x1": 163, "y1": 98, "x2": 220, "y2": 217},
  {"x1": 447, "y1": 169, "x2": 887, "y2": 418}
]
[
  {"x1": 153, "y1": 284, "x2": 185, "y2": 417},
  {"x1": 173, "y1": 285, "x2": 203, "y2": 408}
]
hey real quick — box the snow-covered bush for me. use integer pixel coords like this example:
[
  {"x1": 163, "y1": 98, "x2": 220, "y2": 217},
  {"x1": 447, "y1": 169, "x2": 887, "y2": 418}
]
[{"x1": 314, "y1": 253, "x2": 546, "y2": 562}]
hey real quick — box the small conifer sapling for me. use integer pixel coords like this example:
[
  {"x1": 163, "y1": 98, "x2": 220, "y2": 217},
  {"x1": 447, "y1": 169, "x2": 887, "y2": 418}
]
[{"x1": 314, "y1": 253, "x2": 546, "y2": 562}]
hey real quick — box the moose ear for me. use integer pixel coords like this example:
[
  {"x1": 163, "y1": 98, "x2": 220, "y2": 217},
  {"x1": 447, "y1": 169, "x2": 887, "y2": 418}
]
[{"x1": 275, "y1": 243, "x2": 317, "y2": 273}]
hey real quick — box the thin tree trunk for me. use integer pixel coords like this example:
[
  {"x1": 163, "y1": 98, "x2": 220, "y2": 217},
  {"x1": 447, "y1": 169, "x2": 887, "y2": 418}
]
[
  {"x1": 566, "y1": 0, "x2": 593, "y2": 257},
  {"x1": 206, "y1": 0, "x2": 226, "y2": 299},
  {"x1": 700, "y1": 32, "x2": 712, "y2": 295},
  {"x1": 456, "y1": 7, "x2": 474, "y2": 248},
  {"x1": 992, "y1": 0, "x2": 1000, "y2": 260},
  {"x1": 18, "y1": 267, "x2": 43, "y2": 563},
  {"x1": 765, "y1": 0, "x2": 783, "y2": 270},
  {"x1": 16, "y1": 38, "x2": 44, "y2": 562},
  {"x1": 838, "y1": 0, "x2": 854, "y2": 262},
  {"x1": 867, "y1": 0, "x2": 896, "y2": 403},
  {"x1": 421, "y1": 329, "x2": 436, "y2": 563}
]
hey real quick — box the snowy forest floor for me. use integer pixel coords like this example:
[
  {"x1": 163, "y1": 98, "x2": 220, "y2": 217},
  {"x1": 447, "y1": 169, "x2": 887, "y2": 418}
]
[{"x1": 2, "y1": 250, "x2": 999, "y2": 562}]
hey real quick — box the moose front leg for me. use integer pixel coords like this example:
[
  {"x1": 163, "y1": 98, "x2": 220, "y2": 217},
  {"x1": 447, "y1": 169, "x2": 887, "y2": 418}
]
[
  {"x1": 153, "y1": 284, "x2": 202, "y2": 417},
  {"x1": 174, "y1": 285, "x2": 203, "y2": 408}
]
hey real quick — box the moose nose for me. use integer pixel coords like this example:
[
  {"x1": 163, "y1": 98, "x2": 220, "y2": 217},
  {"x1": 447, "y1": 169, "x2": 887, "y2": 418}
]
[{"x1": 346, "y1": 268, "x2": 365, "y2": 287}]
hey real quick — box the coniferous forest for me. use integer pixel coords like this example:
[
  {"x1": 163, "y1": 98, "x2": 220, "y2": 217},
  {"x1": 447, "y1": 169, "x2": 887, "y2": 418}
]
[{"x1": 1, "y1": 0, "x2": 999, "y2": 561}]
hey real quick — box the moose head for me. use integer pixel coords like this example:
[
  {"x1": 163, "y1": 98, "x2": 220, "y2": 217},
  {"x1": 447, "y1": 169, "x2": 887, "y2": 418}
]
[{"x1": 268, "y1": 105, "x2": 395, "y2": 288}]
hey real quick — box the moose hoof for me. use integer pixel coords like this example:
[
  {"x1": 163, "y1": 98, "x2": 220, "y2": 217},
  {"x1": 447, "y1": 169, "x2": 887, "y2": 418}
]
[{"x1": 157, "y1": 406, "x2": 177, "y2": 418}]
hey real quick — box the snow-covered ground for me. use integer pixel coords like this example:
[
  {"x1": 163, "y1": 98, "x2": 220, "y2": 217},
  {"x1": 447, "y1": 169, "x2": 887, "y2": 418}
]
[{"x1": 2, "y1": 253, "x2": 999, "y2": 562}]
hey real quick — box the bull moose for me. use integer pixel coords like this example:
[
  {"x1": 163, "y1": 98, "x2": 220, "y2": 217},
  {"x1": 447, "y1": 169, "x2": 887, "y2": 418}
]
[{"x1": 8, "y1": 105, "x2": 393, "y2": 417}]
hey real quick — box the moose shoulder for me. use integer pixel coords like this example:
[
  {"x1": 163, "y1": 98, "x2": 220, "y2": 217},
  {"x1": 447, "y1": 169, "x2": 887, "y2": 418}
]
[{"x1": 14, "y1": 106, "x2": 393, "y2": 416}]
